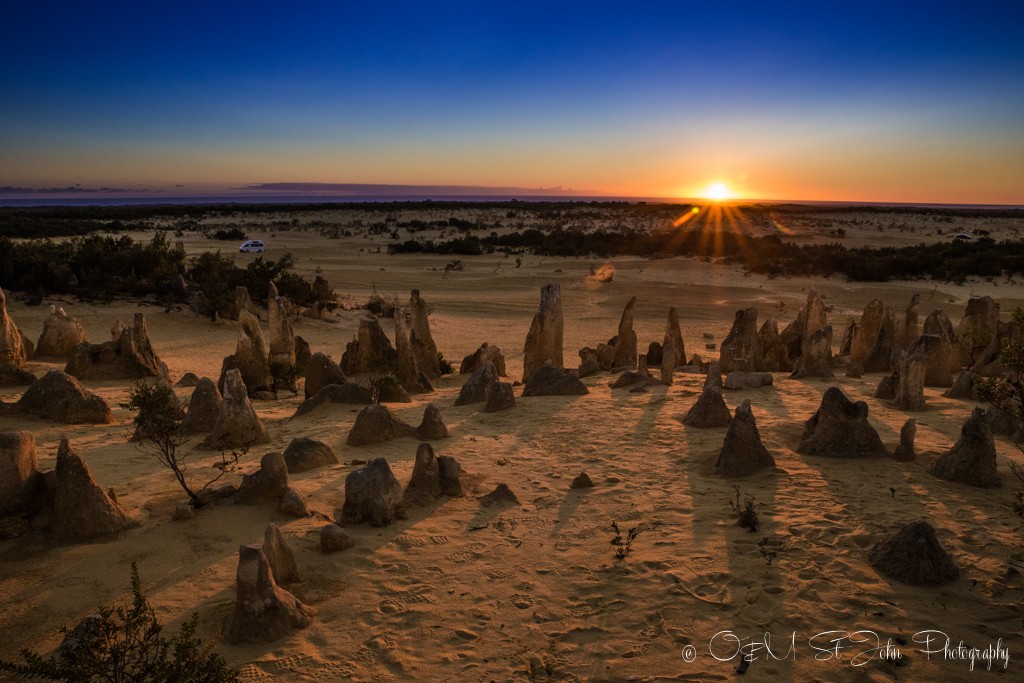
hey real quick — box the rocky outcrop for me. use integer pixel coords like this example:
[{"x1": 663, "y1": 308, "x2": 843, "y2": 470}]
[
  {"x1": 895, "y1": 294, "x2": 921, "y2": 350},
  {"x1": 409, "y1": 289, "x2": 442, "y2": 379},
  {"x1": 850, "y1": 299, "x2": 884, "y2": 364},
  {"x1": 484, "y1": 382, "x2": 516, "y2": 412},
  {"x1": 341, "y1": 318, "x2": 397, "y2": 375},
  {"x1": 868, "y1": 520, "x2": 958, "y2": 585},
  {"x1": 220, "y1": 310, "x2": 274, "y2": 396},
  {"x1": 278, "y1": 488, "x2": 310, "y2": 518},
  {"x1": 51, "y1": 437, "x2": 135, "y2": 541},
  {"x1": 393, "y1": 307, "x2": 431, "y2": 393},
  {"x1": 758, "y1": 318, "x2": 790, "y2": 372},
  {"x1": 893, "y1": 348, "x2": 927, "y2": 411},
  {"x1": 571, "y1": 472, "x2": 594, "y2": 489},
  {"x1": 267, "y1": 283, "x2": 298, "y2": 392},
  {"x1": 522, "y1": 284, "x2": 564, "y2": 381},
  {"x1": 0, "y1": 362, "x2": 35, "y2": 387},
  {"x1": 945, "y1": 320, "x2": 1017, "y2": 400},
  {"x1": 956, "y1": 296, "x2": 1000, "y2": 367},
  {"x1": 346, "y1": 403, "x2": 448, "y2": 446},
  {"x1": 200, "y1": 369, "x2": 270, "y2": 450},
  {"x1": 304, "y1": 352, "x2": 347, "y2": 400},
  {"x1": 17, "y1": 370, "x2": 112, "y2": 424},
  {"x1": 660, "y1": 339, "x2": 678, "y2": 385},
  {"x1": 320, "y1": 524, "x2": 353, "y2": 553},
  {"x1": 703, "y1": 361, "x2": 724, "y2": 391},
  {"x1": 715, "y1": 400, "x2": 775, "y2": 476},
  {"x1": 798, "y1": 387, "x2": 888, "y2": 458},
  {"x1": 611, "y1": 297, "x2": 638, "y2": 369},
  {"x1": 663, "y1": 307, "x2": 686, "y2": 369},
  {"x1": 577, "y1": 348, "x2": 601, "y2": 378},
  {"x1": 790, "y1": 325, "x2": 833, "y2": 379},
  {"x1": 683, "y1": 388, "x2": 732, "y2": 428},
  {"x1": 416, "y1": 404, "x2": 449, "y2": 440},
  {"x1": 35, "y1": 306, "x2": 89, "y2": 359},
  {"x1": 283, "y1": 437, "x2": 337, "y2": 473},
  {"x1": 0, "y1": 287, "x2": 27, "y2": 368},
  {"x1": 723, "y1": 372, "x2": 774, "y2": 390},
  {"x1": 181, "y1": 378, "x2": 222, "y2": 434},
  {"x1": 263, "y1": 523, "x2": 299, "y2": 585},
  {"x1": 225, "y1": 545, "x2": 312, "y2": 644},
  {"x1": 646, "y1": 341, "x2": 663, "y2": 367},
  {"x1": 0, "y1": 431, "x2": 41, "y2": 517},
  {"x1": 403, "y1": 443, "x2": 463, "y2": 506},
  {"x1": 293, "y1": 382, "x2": 373, "y2": 417},
  {"x1": 522, "y1": 361, "x2": 588, "y2": 396},
  {"x1": 234, "y1": 452, "x2": 289, "y2": 503},
  {"x1": 65, "y1": 313, "x2": 167, "y2": 381},
  {"x1": 480, "y1": 483, "x2": 520, "y2": 507},
  {"x1": 460, "y1": 342, "x2": 507, "y2": 377},
  {"x1": 719, "y1": 307, "x2": 762, "y2": 373},
  {"x1": 919, "y1": 310, "x2": 961, "y2": 386},
  {"x1": 928, "y1": 407, "x2": 1001, "y2": 488},
  {"x1": 176, "y1": 372, "x2": 200, "y2": 388},
  {"x1": 340, "y1": 458, "x2": 404, "y2": 526},
  {"x1": 862, "y1": 307, "x2": 897, "y2": 373},
  {"x1": 893, "y1": 418, "x2": 916, "y2": 461},
  {"x1": 455, "y1": 359, "x2": 499, "y2": 406},
  {"x1": 779, "y1": 313, "x2": 804, "y2": 361},
  {"x1": 802, "y1": 289, "x2": 828, "y2": 352}
]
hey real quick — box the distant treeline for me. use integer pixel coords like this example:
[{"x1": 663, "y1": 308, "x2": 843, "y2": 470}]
[
  {"x1": 0, "y1": 233, "x2": 320, "y2": 314},
  {"x1": 388, "y1": 228, "x2": 1024, "y2": 283}
]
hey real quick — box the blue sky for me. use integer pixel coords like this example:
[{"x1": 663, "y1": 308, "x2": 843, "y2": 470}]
[{"x1": 2, "y1": 1, "x2": 1023, "y2": 202}]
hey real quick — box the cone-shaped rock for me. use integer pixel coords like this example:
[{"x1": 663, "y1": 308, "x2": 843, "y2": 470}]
[
  {"x1": 480, "y1": 483, "x2": 519, "y2": 507},
  {"x1": 263, "y1": 523, "x2": 299, "y2": 585},
  {"x1": 779, "y1": 313, "x2": 804, "y2": 361},
  {"x1": 611, "y1": 296, "x2": 638, "y2": 369},
  {"x1": 220, "y1": 310, "x2": 274, "y2": 395},
  {"x1": 176, "y1": 372, "x2": 200, "y2": 388},
  {"x1": 234, "y1": 452, "x2": 289, "y2": 503},
  {"x1": 341, "y1": 318, "x2": 397, "y2": 375},
  {"x1": 393, "y1": 307, "x2": 430, "y2": 393},
  {"x1": 0, "y1": 431, "x2": 41, "y2": 516},
  {"x1": 850, "y1": 299, "x2": 884, "y2": 364},
  {"x1": 66, "y1": 313, "x2": 166, "y2": 381},
  {"x1": 928, "y1": 407, "x2": 1001, "y2": 488},
  {"x1": 908, "y1": 332, "x2": 958, "y2": 388},
  {"x1": 522, "y1": 283, "x2": 564, "y2": 381},
  {"x1": 0, "y1": 287, "x2": 27, "y2": 368},
  {"x1": 663, "y1": 307, "x2": 686, "y2": 369},
  {"x1": 484, "y1": 381, "x2": 516, "y2": 412},
  {"x1": 863, "y1": 307, "x2": 897, "y2": 373},
  {"x1": 416, "y1": 403, "x2": 449, "y2": 440},
  {"x1": 181, "y1": 377, "x2": 222, "y2": 434},
  {"x1": 346, "y1": 404, "x2": 416, "y2": 446},
  {"x1": 956, "y1": 296, "x2": 1000, "y2": 367},
  {"x1": 18, "y1": 369, "x2": 112, "y2": 424},
  {"x1": 35, "y1": 306, "x2": 88, "y2": 359},
  {"x1": 409, "y1": 289, "x2": 442, "y2": 378},
  {"x1": 802, "y1": 289, "x2": 828, "y2": 351},
  {"x1": 0, "y1": 362, "x2": 34, "y2": 387},
  {"x1": 455, "y1": 359, "x2": 499, "y2": 406},
  {"x1": 660, "y1": 339, "x2": 677, "y2": 385},
  {"x1": 320, "y1": 524, "x2": 353, "y2": 553},
  {"x1": 225, "y1": 545, "x2": 312, "y2": 644},
  {"x1": 305, "y1": 353, "x2": 347, "y2": 400},
  {"x1": 798, "y1": 387, "x2": 887, "y2": 458},
  {"x1": 894, "y1": 349, "x2": 927, "y2": 411},
  {"x1": 723, "y1": 372, "x2": 774, "y2": 390},
  {"x1": 758, "y1": 318, "x2": 790, "y2": 372},
  {"x1": 460, "y1": 342, "x2": 507, "y2": 377},
  {"x1": 720, "y1": 307, "x2": 762, "y2": 373},
  {"x1": 893, "y1": 418, "x2": 916, "y2": 461},
  {"x1": 403, "y1": 443, "x2": 452, "y2": 506},
  {"x1": 201, "y1": 369, "x2": 270, "y2": 450},
  {"x1": 571, "y1": 472, "x2": 594, "y2": 489},
  {"x1": 895, "y1": 294, "x2": 921, "y2": 350},
  {"x1": 703, "y1": 361, "x2": 723, "y2": 390},
  {"x1": 51, "y1": 436, "x2": 134, "y2": 541},
  {"x1": 791, "y1": 325, "x2": 833, "y2": 379},
  {"x1": 715, "y1": 400, "x2": 775, "y2": 476},
  {"x1": 868, "y1": 520, "x2": 958, "y2": 585},
  {"x1": 293, "y1": 382, "x2": 373, "y2": 417},
  {"x1": 278, "y1": 488, "x2": 310, "y2": 518},
  {"x1": 340, "y1": 457, "x2": 404, "y2": 526},
  {"x1": 267, "y1": 283, "x2": 298, "y2": 392},
  {"x1": 283, "y1": 437, "x2": 337, "y2": 473},
  {"x1": 522, "y1": 361, "x2": 588, "y2": 396},
  {"x1": 683, "y1": 388, "x2": 732, "y2": 428}
]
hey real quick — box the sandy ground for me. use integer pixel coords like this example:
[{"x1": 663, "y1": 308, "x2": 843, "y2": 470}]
[{"x1": 2, "y1": 225, "x2": 1024, "y2": 682}]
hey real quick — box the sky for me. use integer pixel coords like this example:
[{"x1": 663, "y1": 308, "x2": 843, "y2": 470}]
[{"x1": 2, "y1": 1, "x2": 1023, "y2": 204}]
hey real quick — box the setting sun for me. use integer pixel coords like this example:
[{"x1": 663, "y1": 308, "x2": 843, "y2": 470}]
[{"x1": 703, "y1": 182, "x2": 731, "y2": 201}]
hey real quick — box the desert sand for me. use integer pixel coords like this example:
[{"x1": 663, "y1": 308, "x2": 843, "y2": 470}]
[{"x1": 2, "y1": 219, "x2": 1024, "y2": 682}]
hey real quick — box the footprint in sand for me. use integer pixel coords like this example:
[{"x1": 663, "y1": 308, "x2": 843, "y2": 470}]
[{"x1": 510, "y1": 593, "x2": 534, "y2": 609}]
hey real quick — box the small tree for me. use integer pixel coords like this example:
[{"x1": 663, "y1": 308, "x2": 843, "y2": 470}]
[
  {"x1": 121, "y1": 383, "x2": 236, "y2": 509},
  {"x1": 0, "y1": 563, "x2": 238, "y2": 682}
]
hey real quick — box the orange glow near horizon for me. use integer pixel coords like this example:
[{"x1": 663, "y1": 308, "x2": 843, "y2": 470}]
[{"x1": 702, "y1": 182, "x2": 731, "y2": 201}]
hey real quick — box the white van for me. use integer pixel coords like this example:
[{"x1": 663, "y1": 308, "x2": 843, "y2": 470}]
[{"x1": 239, "y1": 240, "x2": 265, "y2": 253}]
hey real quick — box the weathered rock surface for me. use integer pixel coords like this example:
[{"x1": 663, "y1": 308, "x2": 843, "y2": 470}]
[
  {"x1": 849, "y1": 299, "x2": 884, "y2": 364},
  {"x1": 0, "y1": 287, "x2": 27, "y2": 368},
  {"x1": 719, "y1": 307, "x2": 762, "y2": 373},
  {"x1": 480, "y1": 483, "x2": 520, "y2": 507},
  {"x1": 393, "y1": 307, "x2": 431, "y2": 393},
  {"x1": 484, "y1": 382, "x2": 516, "y2": 412},
  {"x1": 703, "y1": 361, "x2": 723, "y2": 391},
  {"x1": 663, "y1": 307, "x2": 686, "y2": 369},
  {"x1": 863, "y1": 307, "x2": 897, "y2": 373},
  {"x1": 283, "y1": 437, "x2": 337, "y2": 473},
  {"x1": 340, "y1": 458, "x2": 404, "y2": 526},
  {"x1": 416, "y1": 403, "x2": 449, "y2": 440},
  {"x1": 341, "y1": 318, "x2": 397, "y2": 375},
  {"x1": 683, "y1": 388, "x2": 732, "y2": 428},
  {"x1": 263, "y1": 523, "x2": 299, "y2": 584},
  {"x1": 65, "y1": 313, "x2": 166, "y2": 381},
  {"x1": 928, "y1": 407, "x2": 1001, "y2": 488},
  {"x1": 522, "y1": 284, "x2": 564, "y2": 381},
  {"x1": 0, "y1": 362, "x2": 35, "y2": 387},
  {"x1": 893, "y1": 349, "x2": 927, "y2": 411},
  {"x1": 35, "y1": 306, "x2": 89, "y2": 359},
  {"x1": 267, "y1": 283, "x2": 297, "y2": 392},
  {"x1": 303, "y1": 352, "x2": 347, "y2": 400},
  {"x1": 798, "y1": 387, "x2": 888, "y2": 458},
  {"x1": 758, "y1": 318, "x2": 790, "y2": 372},
  {"x1": 460, "y1": 342, "x2": 507, "y2": 377},
  {"x1": 293, "y1": 382, "x2": 373, "y2": 417},
  {"x1": 220, "y1": 310, "x2": 274, "y2": 395},
  {"x1": 570, "y1": 472, "x2": 594, "y2": 489},
  {"x1": 181, "y1": 377, "x2": 222, "y2": 434},
  {"x1": 404, "y1": 443, "x2": 463, "y2": 505},
  {"x1": 0, "y1": 431, "x2": 41, "y2": 516},
  {"x1": 956, "y1": 296, "x2": 1000, "y2": 367},
  {"x1": 868, "y1": 520, "x2": 958, "y2": 585},
  {"x1": 522, "y1": 362, "x2": 588, "y2": 396},
  {"x1": 802, "y1": 289, "x2": 828, "y2": 351},
  {"x1": 723, "y1": 372, "x2": 774, "y2": 390},
  {"x1": 895, "y1": 294, "x2": 921, "y2": 350},
  {"x1": 201, "y1": 369, "x2": 270, "y2": 450},
  {"x1": 51, "y1": 437, "x2": 134, "y2": 541},
  {"x1": 278, "y1": 487, "x2": 310, "y2": 518},
  {"x1": 409, "y1": 289, "x2": 442, "y2": 379},
  {"x1": 320, "y1": 523, "x2": 354, "y2": 553},
  {"x1": 715, "y1": 400, "x2": 775, "y2": 477},
  {"x1": 893, "y1": 418, "x2": 917, "y2": 461},
  {"x1": 790, "y1": 325, "x2": 833, "y2": 379},
  {"x1": 17, "y1": 370, "x2": 112, "y2": 424},
  {"x1": 455, "y1": 359, "x2": 499, "y2": 406},
  {"x1": 234, "y1": 452, "x2": 289, "y2": 503},
  {"x1": 225, "y1": 544, "x2": 312, "y2": 644},
  {"x1": 908, "y1": 332, "x2": 959, "y2": 388},
  {"x1": 176, "y1": 372, "x2": 200, "y2": 388},
  {"x1": 611, "y1": 297, "x2": 638, "y2": 369},
  {"x1": 346, "y1": 403, "x2": 448, "y2": 446}
]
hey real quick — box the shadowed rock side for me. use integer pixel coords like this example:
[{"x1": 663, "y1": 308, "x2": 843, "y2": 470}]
[
  {"x1": 719, "y1": 307, "x2": 762, "y2": 373},
  {"x1": 895, "y1": 293, "x2": 921, "y2": 350},
  {"x1": 234, "y1": 452, "x2": 289, "y2": 504},
  {"x1": 956, "y1": 295, "x2": 1000, "y2": 367},
  {"x1": 17, "y1": 370, "x2": 112, "y2": 424},
  {"x1": 66, "y1": 313, "x2": 167, "y2": 381},
  {"x1": 703, "y1": 361, "x2": 723, "y2": 391},
  {"x1": 347, "y1": 404, "x2": 448, "y2": 446},
  {"x1": 263, "y1": 522, "x2": 299, "y2": 585},
  {"x1": 791, "y1": 324, "x2": 833, "y2": 379},
  {"x1": 340, "y1": 457, "x2": 404, "y2": 526},
  {"x1": 176, "y1": 372, "x2": 200, "y2": 388},
  {"x1": 868, "y1": 520, "x2": 959, "y2": 585},
  {"x1": 683, "y1": 388, "x2": 732, "y2": 428},
  {"x1": 849, "y1": 298, "x2": 884, "y2": 364},
  {"x1": 758, "y1": 318, "x2": 790, "y2": 372},
  {"x1": 611, "y1": 296, "x2": 638, "y2": 369},
  {"x1": 664, "y1": 307, "x2": 686, "y2": 369},
  {"x1": 181, "y1": 377, "x2": 222, "y2": 434},
  {"x1": 341, "y1": 318, "x2": 397, "y2": 375},
  {"x1": 715, "y1": 400, "x2": 775, "y2": 476},
  {"x1": 267, "y1": 283, "x2": 298, "y2": 392},
  {"x1": 723, "y1": 372, "x2": 773, "y2": 390},
  {"x1": 293, "y1": 383, "x2": 373, "y2": 417},
  {"x1": 0, "y1": 287, "x2": 27, "y2": 368},
  {"x1": 862, "y1": 307, "x2": 897, "y2": 373},
  {"x1": 219, "y1": 310, "x2": 274, "y2": 396},
  {"x1": 798, "y1": 387, "x2": 888, "y2": 458},
  {"x1": 484, "y1": 382, "x2": 516, "y2": 412},
  {"x1": 320, "y1": 524, "x2": 353, "y2": 553},
  {"x1": 225, "y1": 545, "x2": 312, "y2": 644},
  {"x1": 801, "y1": 288, "x2": 828, "y2": 352},
  {"x1": 304, "y1": 352, "x2": 347, "y2": 399},
  {"x1": 480, "y1": 483, "x2": 520, "y2": 507},
  {"x1": 201, "y1": 369, "x2": 270, "y2": 450},
  {"x1": 893, "y1": 418, "x2": 917, "y2": 461},
  {"x1": 893, "y1": 349, "x2": 927, "y2": 411},
  {"x1": 946, "y1": 320, "x2": 1017, "y2": 400},
  {"x1": 0, "y1": 431, "x2": 41, "y2": 517},
  {"x1": 522, "y1": 283, "x2": 564, "y2": 381},
  {"x1": 35, "y1": 306, "x2": 88, "y2": 359},
  {"x1": 460, "y1": 342, "x2": 507, "y2": 377},
  {"x1": 919, "y1": 310, "x2": 961, "y2": 387},
  {"x1": 928, "y1": 407, "x2": 1001, "y2": 488},
  {"x1": 0, "y1": 362, "x2": 34, "y2": 387},
  {"x1": 393, "y1": 307, "x2": 432, "y2": 393},
  {"x1": 409, "y1": 289, "x2": 442, "y2": 379},
  {"x1": 455, "y1": 359, "x2": 499, "y2": 406},
  {"x1": 403, "y1": 443, "x2": 463, "y2": 506},
  {"x1": 283, "y1": 437, "x2": 337, "y2": 473},
  {"x1": 522, "y1": 362, "x2": 588, "y2": 396},
  {"x1": 51, "y1": 436, "x2": 135, "y2": 542}
]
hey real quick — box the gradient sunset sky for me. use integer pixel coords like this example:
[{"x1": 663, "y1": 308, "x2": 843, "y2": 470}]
[{"x1": 2, "y1": 2, "x2": 1023, "y2": 204}]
